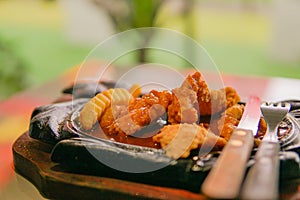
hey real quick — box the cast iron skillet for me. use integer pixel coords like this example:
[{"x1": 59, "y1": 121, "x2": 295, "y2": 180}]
[{"x1": 28, "y1": 99, "x2": 300, "y2": 192}]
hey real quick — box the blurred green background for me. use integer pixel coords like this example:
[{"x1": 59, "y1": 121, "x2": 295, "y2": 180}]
[{"x1": 1, "y1": 0, "x2": 300, "y2": 101}]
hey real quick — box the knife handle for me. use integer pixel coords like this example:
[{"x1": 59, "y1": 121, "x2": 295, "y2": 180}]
[
  {"x1": 241, "y1": 141, "x2": 280, "y2": 200},
  {"x1": 201, "y1": 128, "x2": 254, "y2": 199}
]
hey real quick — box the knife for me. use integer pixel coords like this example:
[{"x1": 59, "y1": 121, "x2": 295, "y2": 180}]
[{"x1": 201, "y1": 96, "x2": 261, "y2": 199}]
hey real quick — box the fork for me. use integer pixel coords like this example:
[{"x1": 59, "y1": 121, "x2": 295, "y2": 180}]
[{"x1": 241, "y1": 102, "x2": 291, "y2": 200}]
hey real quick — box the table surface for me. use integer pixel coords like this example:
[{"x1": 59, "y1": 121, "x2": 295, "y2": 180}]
[{"x1": 1, "y1": 62, "x2": 300, "y2": 199}]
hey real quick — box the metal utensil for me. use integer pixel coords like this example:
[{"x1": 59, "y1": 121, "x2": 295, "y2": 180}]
[
  {"x1": 201, "y1": 96, "x2": 261, "y2": 199},
  {"x1": 241, "y1": 102, "x2": 291, "y2": 200}
]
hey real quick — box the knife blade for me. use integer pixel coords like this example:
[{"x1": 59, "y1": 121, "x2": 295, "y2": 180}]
[{"x1": 201, "y1": 96, "x2": 261, "y2": 199}]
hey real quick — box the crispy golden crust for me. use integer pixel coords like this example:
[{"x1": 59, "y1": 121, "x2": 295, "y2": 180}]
[
  {"x1": 167, "y1": 87, "x2": 198, "y2": 124},
  {"x1": 217, "y1": 104, "x2": 267, "y2": 145},
  {"x1": 218, "y1": 104, "x2": 244, "y2": 140},
  {"x1": 182, "y1": 72, "x2": 212, "y2": 116},
  {"x1": 129, "y1": 90, "x2": 172, "y2": 125},
  {"x1": 224, "y1": 86, "x2": 241, "y2": 108},
  {"x1": 153, "y1": 123, "x2": 227, "y2": 159},
  {"x1": 209, "y1": 86, "x2": 240, "y2": 115},
  {"x1": 100, "y1": 90, "x2": 172, "y2": 135},
  {"x1": 100, "y1": 105, "x2": 128, "y2": 135},
  {"x1": 167, "y1": 72, "x2": 241, "y2": 122}
]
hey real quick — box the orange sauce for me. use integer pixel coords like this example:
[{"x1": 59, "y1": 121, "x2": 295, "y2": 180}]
[{"x1": 87, "y1": 124, "x2": 161, "y2": 149}]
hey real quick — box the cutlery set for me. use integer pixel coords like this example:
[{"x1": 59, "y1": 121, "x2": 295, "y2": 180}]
[{"x1": 202, "y1": 97, "x2": 295, "y2": 199}]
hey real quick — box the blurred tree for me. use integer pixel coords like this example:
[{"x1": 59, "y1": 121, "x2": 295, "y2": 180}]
[
  {"x1": 92, "y1": 0, "x2": 195, "y2": 63},
  {"x1": 92, "y1": 0, "x2": 163, "y2": 32},
  {"x1": 0, "y1": 36, "x2": 29, "y2": 100}
]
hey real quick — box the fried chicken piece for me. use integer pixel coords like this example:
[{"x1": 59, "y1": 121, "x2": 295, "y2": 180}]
[
  {"x1": 218, "y1": 104, "x2": 244, "y2": 140},
  {"x1": 218, "y1": 104, "x2": 267, "y2": 147},
  {"x1": 167, "y1": 72, "x2": 207, "y2": 124},
  {"x1": 128, "y1": 90, "x2": 172, "y2": 125},
  {"x1": 100, "y1": 105, "x2": 128, "y2": 135},
  {"x1": 185, "y1": 72, "x2": 241, "y2": 115},
  {"x1": 100, "y1": 90, "x2": 172, "y2": 135},
  {"x1": 224, "y1": 86, "x2": 241, "y2": 108},
  {"x1": 209, "y1": 86, "x2": 241, "y2": 115},
  {"x1": 167, "y1": 87, "x2": 199, "y2": 124},
  {"x1": 153, "y1": 123, "x2": 227, "y2": 159},
  {"x1": 180, "y1": 72, "x2": 211, "y2": 116},
  {"x1": 167, "y1": 72, "x2": 241, "y2": 123}
]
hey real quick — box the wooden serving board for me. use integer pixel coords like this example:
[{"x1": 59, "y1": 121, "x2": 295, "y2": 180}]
[
  {"x1": 13, "y1": 132, "x2": 300, "y2": 199},
  {"x1": 12, "y1": 132, "x2": 204, "y2": 200}
]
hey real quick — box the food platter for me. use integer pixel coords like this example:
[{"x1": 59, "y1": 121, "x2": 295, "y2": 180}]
[
  {"x1": 14, "y1": 75, "x2": 300, "y2": 199},
  {"x1": 13, "y1": 101, "x2": 300, "y2": 199}
]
